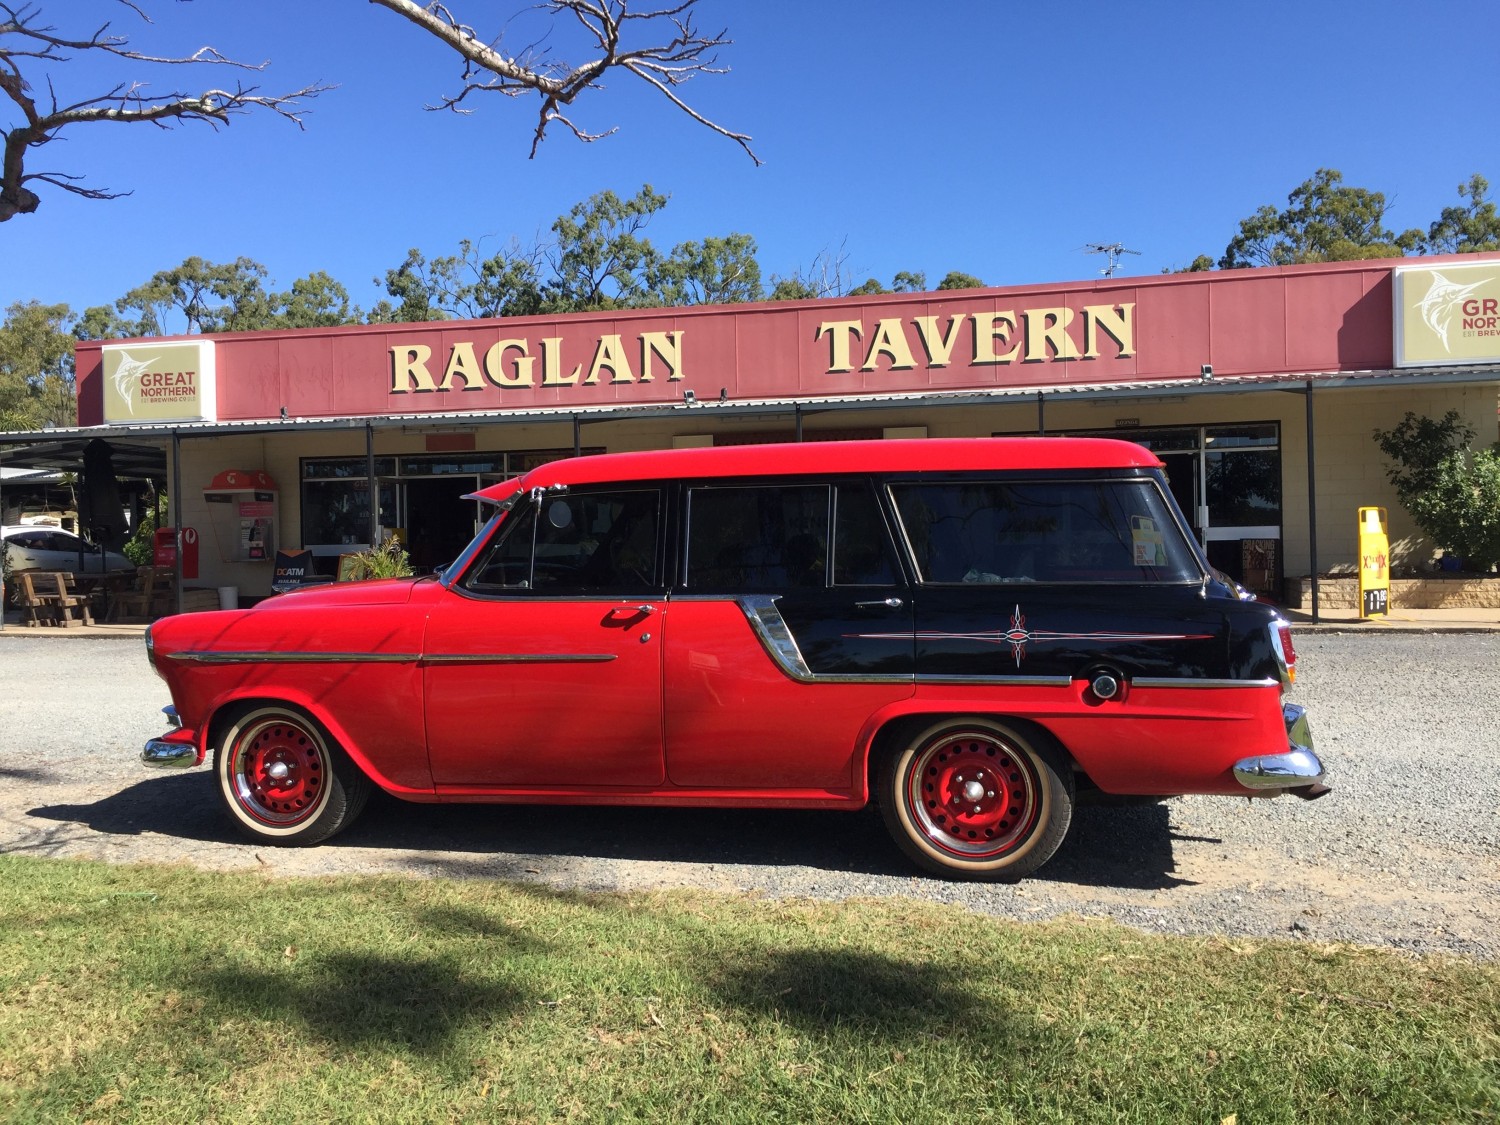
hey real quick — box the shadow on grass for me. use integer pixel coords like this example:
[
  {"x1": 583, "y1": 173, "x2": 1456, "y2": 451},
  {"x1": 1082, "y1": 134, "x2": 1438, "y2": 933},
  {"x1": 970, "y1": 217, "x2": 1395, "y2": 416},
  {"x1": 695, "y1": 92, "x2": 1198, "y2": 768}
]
[
  {"x1": 27, "y1": 771, "x2": 1193, "y2": 890},
  {"x1": 709, "y1": 946, "x2": 1029, "y2": 1039},
  {"x1": 198, "y1": 952, "x2": 532, "y2": 1054}
]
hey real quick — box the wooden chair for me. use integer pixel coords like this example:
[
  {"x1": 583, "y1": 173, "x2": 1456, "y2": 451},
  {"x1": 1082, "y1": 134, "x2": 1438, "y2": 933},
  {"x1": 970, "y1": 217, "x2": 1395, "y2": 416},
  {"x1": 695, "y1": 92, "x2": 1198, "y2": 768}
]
[
  {"x1": 15, "y1": 571, "x2": 58, "y2": 627},
  {"x1": 45, "y1": 572, "x2": 96, "y2": 627},
  {"x1": 110, "y1": 565, "x2": 175, "y2": 622}
]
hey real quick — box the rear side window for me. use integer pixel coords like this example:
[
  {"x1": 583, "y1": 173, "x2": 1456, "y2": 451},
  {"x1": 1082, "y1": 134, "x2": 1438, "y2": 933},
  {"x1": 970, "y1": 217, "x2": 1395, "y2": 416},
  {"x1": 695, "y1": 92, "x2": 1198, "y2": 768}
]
[{"x1": 890, "y1": 479, "x2": 1201, "y2": 584}]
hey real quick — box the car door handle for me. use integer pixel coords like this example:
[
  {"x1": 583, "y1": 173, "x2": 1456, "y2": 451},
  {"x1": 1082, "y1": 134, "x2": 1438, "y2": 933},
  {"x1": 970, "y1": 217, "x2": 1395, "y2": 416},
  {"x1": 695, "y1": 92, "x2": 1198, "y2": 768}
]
[
  {"x1": 854, "y1": 597, "x2": 904, "y2": 609},
  {"x1": 608, "y1": 604, "x2": 657, "y2": 620}
]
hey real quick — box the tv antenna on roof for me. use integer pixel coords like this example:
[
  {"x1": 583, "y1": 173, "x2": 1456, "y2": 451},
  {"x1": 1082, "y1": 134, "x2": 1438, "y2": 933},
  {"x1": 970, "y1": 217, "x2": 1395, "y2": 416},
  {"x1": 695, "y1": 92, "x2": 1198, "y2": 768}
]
[{"x1": 1082, "y1": 242, "x2": 1141, "y2": 277}]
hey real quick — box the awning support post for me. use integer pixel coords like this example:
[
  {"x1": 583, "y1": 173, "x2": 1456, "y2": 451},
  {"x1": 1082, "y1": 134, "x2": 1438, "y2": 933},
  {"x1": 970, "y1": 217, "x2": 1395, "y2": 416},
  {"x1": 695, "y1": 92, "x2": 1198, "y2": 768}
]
[
  {"x1": 171, "y1": 430, "x2": 183, "y2": 616},
  {"x1": 1305, "y1": 380, "x2": 1320, "y2": 623},
  {"x1": 366, "y1": 424, "x2": 379, "y2": 546}
]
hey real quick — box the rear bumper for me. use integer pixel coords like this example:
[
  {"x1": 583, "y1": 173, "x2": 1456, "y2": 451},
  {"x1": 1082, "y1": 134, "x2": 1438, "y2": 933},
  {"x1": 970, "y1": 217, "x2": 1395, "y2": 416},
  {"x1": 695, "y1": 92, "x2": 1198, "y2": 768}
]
[{"x1": 1232, "y1": 704, "x2": 1329, "y2": 799}]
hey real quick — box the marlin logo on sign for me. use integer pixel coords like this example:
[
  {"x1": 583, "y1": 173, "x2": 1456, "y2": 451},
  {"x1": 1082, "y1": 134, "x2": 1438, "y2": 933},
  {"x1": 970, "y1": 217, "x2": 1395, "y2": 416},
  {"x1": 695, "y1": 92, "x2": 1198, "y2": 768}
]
[
  {"x1": 111, "y1": 351, "x2": 157, "y2": 416},
  {"x1": 1417, "y1": 271, "x2": 1488, "y2": 353}
]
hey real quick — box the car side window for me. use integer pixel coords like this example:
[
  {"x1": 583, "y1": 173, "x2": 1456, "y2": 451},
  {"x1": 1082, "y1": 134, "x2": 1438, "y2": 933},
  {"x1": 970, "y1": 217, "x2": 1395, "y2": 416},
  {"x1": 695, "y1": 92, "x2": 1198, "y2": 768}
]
[
  {"x1": 832, "y1": 481, "x2": 898, "y2": 585},
  {"x1": 891, "y1": 479, "x2": 1201, "y2": 584},
  {"x1": 463, "y1": 489, "x2": 662, "y2": 595},
  {"x1": 686, "y1": 485, "x2": 829, "y2": 591}
]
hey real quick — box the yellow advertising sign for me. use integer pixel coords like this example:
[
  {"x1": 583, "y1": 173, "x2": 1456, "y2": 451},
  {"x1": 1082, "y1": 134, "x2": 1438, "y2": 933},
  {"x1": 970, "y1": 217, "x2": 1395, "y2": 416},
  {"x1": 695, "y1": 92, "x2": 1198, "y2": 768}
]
[
  {"x1": 101, "y1": 340, "x2": 217, "y2": 424},
  {"x1": 1358, "y1": 506, "x2": 1390, "y2": 618},
  {"x1": 1394, "y1": 260, "x2": 1500, "y2": 367}
]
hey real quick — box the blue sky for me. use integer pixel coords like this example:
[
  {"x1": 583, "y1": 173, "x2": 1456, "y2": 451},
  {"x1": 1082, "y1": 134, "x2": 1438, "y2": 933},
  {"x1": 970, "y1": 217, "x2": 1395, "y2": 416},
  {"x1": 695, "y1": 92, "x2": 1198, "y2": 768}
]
[{"x1": 4, "y1": 0, "x2": 1498, "y2": 318}]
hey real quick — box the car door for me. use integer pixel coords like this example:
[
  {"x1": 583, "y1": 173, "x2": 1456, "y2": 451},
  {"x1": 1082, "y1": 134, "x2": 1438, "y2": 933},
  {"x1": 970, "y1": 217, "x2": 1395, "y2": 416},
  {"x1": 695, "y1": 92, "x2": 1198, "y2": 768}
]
[
  {"x1": 664, "y1": 479, "x2": 915, "y2": 790},
  {"x1": 424, "y1": 486, "x2": 668, "y2": 788}
]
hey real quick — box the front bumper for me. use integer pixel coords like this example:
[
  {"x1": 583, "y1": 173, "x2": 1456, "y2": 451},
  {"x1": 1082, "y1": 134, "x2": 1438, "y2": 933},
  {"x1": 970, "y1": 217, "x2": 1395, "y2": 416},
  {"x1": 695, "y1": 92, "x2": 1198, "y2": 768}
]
[
  {"x1": 1232, "y1": 703, "x2": 1329, "y2": 800},
  {"x1": 141, "y1": 706, "x2": 203, "y2": 769}
]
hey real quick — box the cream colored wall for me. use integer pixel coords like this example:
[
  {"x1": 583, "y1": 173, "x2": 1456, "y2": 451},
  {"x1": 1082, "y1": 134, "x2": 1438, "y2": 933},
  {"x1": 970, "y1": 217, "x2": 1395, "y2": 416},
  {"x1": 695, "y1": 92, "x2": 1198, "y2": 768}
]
[
  {"x1": 1301, "y1": 383, "x2": 1495, "y2": 574},
  {"x1": 176, "y1": 435, "x2": 279, "y2": 596}
]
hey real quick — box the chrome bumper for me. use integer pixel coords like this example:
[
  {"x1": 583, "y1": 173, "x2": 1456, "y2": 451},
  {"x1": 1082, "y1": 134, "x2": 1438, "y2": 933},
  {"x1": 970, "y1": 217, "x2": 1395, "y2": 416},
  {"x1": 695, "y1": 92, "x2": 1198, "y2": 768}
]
[
  {"x1": 1232, "y1": 703, "x2": 1330, "y2": 799},
  {"x1": 141, "y1": 705, "x2": 202, "y2": 769},
  {"x1": 142, "y1": 738, "x2": 200, "y2": 768}
]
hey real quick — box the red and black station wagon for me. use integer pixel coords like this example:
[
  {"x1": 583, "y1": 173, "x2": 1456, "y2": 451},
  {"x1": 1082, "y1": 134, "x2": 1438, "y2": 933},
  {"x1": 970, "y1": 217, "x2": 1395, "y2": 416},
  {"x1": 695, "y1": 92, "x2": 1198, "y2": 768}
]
[{"x1": 142, "y1": 437, "x2": 1325, "y2": 880}]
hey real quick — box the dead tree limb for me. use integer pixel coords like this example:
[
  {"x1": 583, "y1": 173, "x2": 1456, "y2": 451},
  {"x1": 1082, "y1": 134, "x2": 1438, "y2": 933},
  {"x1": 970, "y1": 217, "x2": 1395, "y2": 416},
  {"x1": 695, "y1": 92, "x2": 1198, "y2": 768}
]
[
  {"x1": 368, "y1": 0, "x2": 759, "y2": 165},
  {"x1": 0, "y1": 1, "x2": 330, "y2": 221}
]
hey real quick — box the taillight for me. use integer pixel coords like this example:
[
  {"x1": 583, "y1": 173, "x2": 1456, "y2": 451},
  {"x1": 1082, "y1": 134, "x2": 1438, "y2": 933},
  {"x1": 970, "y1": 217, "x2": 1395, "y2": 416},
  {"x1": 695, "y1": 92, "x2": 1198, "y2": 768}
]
[{"x1": 1271, "y1": 620, "x2": 1297, "y2": 686}]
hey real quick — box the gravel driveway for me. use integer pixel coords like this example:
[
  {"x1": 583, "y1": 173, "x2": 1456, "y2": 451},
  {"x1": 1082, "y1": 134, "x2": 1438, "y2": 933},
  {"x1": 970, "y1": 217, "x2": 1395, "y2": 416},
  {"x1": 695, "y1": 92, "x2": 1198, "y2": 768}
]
[{"x1": 2, "y1": 630, "x2": 1496, "y2": 960}]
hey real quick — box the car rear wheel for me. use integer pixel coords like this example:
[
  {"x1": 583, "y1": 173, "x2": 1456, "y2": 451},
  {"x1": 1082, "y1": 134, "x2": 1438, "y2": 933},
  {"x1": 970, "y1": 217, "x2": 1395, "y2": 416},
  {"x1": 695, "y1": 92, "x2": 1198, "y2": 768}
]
[
  {"x1": 880, "y1": 718, "x2": 1073, "y2": 880},
  {"x1": 215, "y1": 705, "x2": 371, "y2": 845}
]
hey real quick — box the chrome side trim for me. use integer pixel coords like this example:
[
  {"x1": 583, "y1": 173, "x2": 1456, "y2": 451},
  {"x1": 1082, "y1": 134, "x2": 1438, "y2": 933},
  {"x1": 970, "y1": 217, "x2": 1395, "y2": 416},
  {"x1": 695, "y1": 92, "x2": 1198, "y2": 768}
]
[
  {"x1": 167, "y1": 651, "x2": 422, "y2": 665},
  {"x1": 1132, "y1": 677, "x2": 1280, "y2": 689},
  {"x1": 167, "y1": 650, "x2": 616, "y2": 666},
  {"x1": 735, "y1": 596, "x2": 914, "y2": 684},
  {"x1": 917, "y1": 675, "x2": 1073, "y2": 688},
  {"x1": 738, "y1": 595, "x2": 815, "y2": 681},
  {"x1": 422, "y1": 653, "x2": 618, "y2": 665}
]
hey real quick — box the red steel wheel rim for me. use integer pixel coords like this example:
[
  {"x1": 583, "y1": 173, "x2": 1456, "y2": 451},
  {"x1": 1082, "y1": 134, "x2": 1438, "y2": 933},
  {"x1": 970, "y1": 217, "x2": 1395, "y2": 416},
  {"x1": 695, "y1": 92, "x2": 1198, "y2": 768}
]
[
  {"x1": 904, "y1": 730, "x2": 1042, "y2": 859},
  {"x1": 230, "y1": 718, "x2": 329, "y2": 827}
]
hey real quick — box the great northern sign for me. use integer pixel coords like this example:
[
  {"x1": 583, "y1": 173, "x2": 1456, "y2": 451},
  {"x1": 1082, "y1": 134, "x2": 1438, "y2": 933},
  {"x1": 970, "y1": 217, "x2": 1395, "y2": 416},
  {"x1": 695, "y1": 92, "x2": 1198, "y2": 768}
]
[{"x1": 101, "y1": 340, "x2": 217, "y2": 424}]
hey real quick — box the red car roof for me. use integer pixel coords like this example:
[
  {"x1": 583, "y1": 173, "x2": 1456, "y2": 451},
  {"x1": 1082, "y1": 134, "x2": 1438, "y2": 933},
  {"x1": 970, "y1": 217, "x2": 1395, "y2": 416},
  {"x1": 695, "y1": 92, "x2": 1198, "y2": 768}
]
[{"x1": 474, "y1": 437, "x2": 1161, "y2": 502}]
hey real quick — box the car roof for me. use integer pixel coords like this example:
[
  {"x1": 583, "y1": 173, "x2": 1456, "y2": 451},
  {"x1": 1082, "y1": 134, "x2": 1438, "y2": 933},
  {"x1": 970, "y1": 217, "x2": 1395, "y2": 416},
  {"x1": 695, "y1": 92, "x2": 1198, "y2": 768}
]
[{"x1": 473, "y1": 437, "x2": 1162, "y2": 503}]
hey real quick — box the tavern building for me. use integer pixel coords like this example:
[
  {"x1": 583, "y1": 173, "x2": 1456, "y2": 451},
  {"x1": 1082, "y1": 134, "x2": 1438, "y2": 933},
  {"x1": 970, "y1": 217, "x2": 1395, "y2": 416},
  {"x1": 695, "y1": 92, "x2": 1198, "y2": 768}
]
[{"x1": 3, "y1": 254, "x2": 1498, "y2": 617}]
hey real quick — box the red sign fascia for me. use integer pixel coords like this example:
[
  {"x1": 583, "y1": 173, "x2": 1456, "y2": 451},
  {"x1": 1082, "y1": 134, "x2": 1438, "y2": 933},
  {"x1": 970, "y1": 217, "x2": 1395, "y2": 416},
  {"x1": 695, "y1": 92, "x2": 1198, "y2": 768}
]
[{"x1": 74, "y1": 260, "x2": 1402, "y2": 427}]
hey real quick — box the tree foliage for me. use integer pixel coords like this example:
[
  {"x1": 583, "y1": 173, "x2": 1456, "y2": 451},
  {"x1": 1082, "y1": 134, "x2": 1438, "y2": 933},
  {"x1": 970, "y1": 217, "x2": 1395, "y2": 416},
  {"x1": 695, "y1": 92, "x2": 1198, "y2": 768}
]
[
  {"x1": 1423, "y1": 174, "x2": 1500, "y2": 255},
  {"x1": 1373, "y1": 411, "x2": 1500, "y2": 571},
  {"x1": 370, "y1": 185, "x2": 766, "y2": 320},
  {"x1": 1188, "y1": 169, "x2": 1499, "y2": 272},
  {"x1": 0, "y1": 297, "x2": 74, "y2": 426},
  {"x1": 550, "y1": 184, "x2": 669, "y2": 310},
  {"x1": 77, "y1": 257, "x2": 367, "y2": 338},
  {"x1": 1219, "y1": 168, "x2": 1422, "y2": 268}
]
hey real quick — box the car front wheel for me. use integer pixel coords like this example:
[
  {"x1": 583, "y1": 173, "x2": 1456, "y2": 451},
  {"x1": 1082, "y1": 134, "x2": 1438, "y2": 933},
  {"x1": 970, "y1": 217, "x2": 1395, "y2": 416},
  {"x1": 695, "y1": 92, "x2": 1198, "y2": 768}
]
[
  {"x1": 880, "y1": 718, "x2": 1073, "y2": 880},
  {"x1": 215, "y1": 705, "x2": 371, "y2": 845}
]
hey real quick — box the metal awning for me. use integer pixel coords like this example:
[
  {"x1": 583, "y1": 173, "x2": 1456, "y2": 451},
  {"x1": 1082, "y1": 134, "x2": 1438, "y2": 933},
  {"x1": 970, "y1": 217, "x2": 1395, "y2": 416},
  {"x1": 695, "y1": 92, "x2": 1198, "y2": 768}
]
[
  {"x1": 1, "y1": 363, "x2": 1496, "y2": 450},
  {"x1": 0, "y1": 435, "x2": 167, "y2": 480}
]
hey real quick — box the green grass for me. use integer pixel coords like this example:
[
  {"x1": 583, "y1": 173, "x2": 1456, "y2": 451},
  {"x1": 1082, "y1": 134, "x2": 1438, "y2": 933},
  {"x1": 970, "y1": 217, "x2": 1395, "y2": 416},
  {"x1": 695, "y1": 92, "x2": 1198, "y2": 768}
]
[{"x1": 0, "y1": 855, "x2": 1495, "y2": 1124}]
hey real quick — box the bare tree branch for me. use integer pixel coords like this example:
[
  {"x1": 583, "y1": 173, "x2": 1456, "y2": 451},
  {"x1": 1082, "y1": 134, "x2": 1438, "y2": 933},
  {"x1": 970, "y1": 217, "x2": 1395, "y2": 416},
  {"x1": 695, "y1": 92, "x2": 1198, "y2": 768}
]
[
  {"x1": 0, "y1": 1, "x2": 331, "y2": 221},
  {"x1": 368, "y1": 0, "x2": 760, "y2": 165}
]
